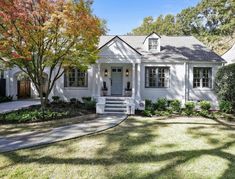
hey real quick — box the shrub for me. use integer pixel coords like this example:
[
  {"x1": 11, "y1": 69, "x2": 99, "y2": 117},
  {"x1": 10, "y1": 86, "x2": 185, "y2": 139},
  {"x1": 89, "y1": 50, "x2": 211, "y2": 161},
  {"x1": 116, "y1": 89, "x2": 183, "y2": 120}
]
[
  {"x1": 215, "y1": 63, "x2": 235, "y2": 109},
  {"x1": 0, "y1": 109, "x2": 68, "y2": 123},
  {"x1": 70, "y1": 98, "x2": 77, "y2": 104},
  {"x1": 142, "y1": 110, "x2": 152, "y2": 117},
  {"x1": 219, "y1": 100, "x2": 233, "y2": 113},
  {"x1": 167, "y1": 100, "x2": 174, "y2": 107},
  {"x1": 145, "y1": 100, "x2": 155, "y2": 115},
  {"x1": 155, "y1": 110, "x2": 172, "y2": 117},
  {"x1": 82, "y1": 97, "x2": 92, "y2": 102},
  {"x1": 0, "y1": 95, "x2": 13, "y2": 103},
  {"x1": 199, "y1": 100, "x2": 211, "y2": 111},
  {"x1": 184, "y1": 101, "x2": 196, "y2": 116},
  {"x1": 84, "y1": 100, "x2": 96, "y2": 110},
  {"x1": 145, "y1": 99, "x2": 153, "y2": 109},
  {"x1": 170, "y1": 99, "x2": 181, "y2": 112},
  {"x1": 154, "y1": 98, "x2": 168, "y2": 111},
  {"x1": 198, "y1": 110, "x2": 209, "y2": 117},
  {"x1": 52, "y1": 96, "x2": 60, "y2": 103}
]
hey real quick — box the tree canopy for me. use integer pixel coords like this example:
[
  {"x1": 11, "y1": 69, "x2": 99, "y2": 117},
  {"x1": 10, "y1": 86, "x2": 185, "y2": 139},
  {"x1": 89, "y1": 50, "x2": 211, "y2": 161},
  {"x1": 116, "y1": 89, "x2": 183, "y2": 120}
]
[
  {"x1": 215, "y1": 63, "x2": 235, "y2": 110},
  {"x1": 131, "y1": 0, "x2": 235, "y2": 54},
  {"x1": 0, "y1": 0, "x2": 104, "y2": 108}
]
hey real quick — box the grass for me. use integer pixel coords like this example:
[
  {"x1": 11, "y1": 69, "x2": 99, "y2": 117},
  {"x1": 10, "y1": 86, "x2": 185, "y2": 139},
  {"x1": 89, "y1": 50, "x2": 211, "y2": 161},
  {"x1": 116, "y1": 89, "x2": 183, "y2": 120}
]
[
  {"x1": 214, "y1": 112, "x2": 235, "y2": 123},
  {"x1": 0, "y1": 116, "x2": 235, "y2": 178}
]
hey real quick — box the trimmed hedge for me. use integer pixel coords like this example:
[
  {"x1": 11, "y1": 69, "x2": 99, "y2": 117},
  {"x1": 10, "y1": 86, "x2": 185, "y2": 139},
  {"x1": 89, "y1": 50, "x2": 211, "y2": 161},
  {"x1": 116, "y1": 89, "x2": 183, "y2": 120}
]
[
  {"x1": 184, "y1": 101, "x2": 195, "y2": 116},
  {"x1": 0, "y1": 96, "x2": 13, "y2": 103},
  {"x1": 199, "y1": 100, "x2": 211, "y2": 111}
]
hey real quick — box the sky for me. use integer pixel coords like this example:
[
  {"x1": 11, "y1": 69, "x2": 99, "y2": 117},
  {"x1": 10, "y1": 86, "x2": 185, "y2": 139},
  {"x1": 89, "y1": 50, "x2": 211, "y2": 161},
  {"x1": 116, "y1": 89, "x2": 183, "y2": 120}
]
[{"x1": 92, "y1": 0, "x2": 201, "y2": 35}]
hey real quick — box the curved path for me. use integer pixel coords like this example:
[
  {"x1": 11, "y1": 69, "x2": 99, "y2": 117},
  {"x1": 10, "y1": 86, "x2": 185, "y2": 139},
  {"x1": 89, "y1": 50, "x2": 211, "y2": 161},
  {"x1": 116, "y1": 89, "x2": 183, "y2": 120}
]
[{"x1": 0, "y1": 114, "x2": 127, "y2": 153}]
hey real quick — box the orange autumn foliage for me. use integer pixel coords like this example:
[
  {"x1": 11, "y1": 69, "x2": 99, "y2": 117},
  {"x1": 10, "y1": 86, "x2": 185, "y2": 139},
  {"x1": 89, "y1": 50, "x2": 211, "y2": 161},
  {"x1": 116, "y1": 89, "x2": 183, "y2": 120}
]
[{"x1": 0, "y1": 0, "x2": 104, "y2": 107}]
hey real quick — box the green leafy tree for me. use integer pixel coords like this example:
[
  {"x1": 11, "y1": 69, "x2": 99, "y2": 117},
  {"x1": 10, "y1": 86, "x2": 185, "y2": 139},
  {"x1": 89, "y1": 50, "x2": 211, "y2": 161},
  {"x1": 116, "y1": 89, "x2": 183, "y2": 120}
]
[
  {"x1": 130, "y1": 0, "x2": 235, "y2": 54},
  {"x1": 215, "y1": 63, "x2": 235, "y2": 110},
  {"x1": 0, "y1": 0, "x2": 104, "y2": 109}
]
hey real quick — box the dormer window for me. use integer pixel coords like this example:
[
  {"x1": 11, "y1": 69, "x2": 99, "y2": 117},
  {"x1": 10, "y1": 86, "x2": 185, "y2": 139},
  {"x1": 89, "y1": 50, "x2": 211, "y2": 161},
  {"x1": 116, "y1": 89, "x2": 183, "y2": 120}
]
[{"x1": 149, "y1": 38, "x2": 158, "y2": 50}]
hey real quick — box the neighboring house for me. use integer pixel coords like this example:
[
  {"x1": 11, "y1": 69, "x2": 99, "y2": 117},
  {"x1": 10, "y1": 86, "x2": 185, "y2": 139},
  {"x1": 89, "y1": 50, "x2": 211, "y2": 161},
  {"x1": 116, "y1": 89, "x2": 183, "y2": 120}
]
[
  {"x1": 222, "y1": 43, "x2": 235, "y2": 64},
  {"x1": 4, "y1": 32, "x2": 225, "y2": 114}
]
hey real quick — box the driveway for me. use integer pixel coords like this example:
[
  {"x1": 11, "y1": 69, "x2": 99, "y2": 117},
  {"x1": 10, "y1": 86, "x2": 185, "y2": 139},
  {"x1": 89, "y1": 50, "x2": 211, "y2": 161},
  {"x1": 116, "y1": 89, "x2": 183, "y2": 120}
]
[
  {"x1": 0, "y1": 100, "x2": 40, "y2": 114},
  {"x1": 0, "y1": 114, "x2": 127, "y2": 152}
]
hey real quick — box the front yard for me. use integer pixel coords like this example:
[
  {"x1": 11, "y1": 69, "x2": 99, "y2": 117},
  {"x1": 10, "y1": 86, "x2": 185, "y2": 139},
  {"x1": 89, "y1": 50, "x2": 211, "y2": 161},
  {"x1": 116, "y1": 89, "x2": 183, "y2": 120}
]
[
  {"x1": 0, "y1": 116, "x2": 235, "y2": 178},
  {"x1": 0, "y1": 98, "x2": 96, "y2": 124}
]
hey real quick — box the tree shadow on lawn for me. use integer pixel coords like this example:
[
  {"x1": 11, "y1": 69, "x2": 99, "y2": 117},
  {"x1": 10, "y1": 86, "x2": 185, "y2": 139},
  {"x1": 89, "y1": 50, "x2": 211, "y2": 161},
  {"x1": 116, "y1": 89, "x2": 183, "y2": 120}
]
[{"x1": 1, "y1": 117, "x2": 235, "y2": 178}]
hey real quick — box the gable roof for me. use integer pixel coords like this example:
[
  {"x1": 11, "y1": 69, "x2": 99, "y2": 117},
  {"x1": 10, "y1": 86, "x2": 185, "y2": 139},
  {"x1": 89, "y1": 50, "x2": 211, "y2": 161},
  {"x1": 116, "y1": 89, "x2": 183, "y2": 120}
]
[
  {"x1": 98, "y1": 35, "x2": 225, "y2": 63},
  {"x1": 143, "y1": 32, "x2": 161, "y2": 44},
  {"x1": 98, "y1": 36, "x2": 142, "y2": 56},
  {"x1": 222, "y1": 43, "x2": 235, "y2": 64}
]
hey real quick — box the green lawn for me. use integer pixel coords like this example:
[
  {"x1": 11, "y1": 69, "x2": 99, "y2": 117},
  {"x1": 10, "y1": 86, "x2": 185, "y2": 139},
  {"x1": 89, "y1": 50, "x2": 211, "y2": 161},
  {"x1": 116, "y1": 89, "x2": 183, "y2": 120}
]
[{"x1": 0, "y1": 116, "x2": 235, "y2": 179}]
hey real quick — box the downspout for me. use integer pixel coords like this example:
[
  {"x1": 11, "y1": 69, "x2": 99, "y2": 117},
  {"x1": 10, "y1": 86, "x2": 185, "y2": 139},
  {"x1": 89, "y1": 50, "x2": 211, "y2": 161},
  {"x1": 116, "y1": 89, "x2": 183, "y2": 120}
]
[{"x1": 184, "y1": 62, "x2": 189, "y2": 103}]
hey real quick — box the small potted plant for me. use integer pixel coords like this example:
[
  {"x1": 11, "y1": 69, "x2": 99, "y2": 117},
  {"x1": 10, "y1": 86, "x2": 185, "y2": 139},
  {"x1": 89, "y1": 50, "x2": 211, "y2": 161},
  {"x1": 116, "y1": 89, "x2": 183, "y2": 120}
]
[
  {"x1": 125, "y1": 81, "x2": 132, "y2": 97},
  {"x1": 102, "y1": 81, "x2": 108, "y2": 96}
]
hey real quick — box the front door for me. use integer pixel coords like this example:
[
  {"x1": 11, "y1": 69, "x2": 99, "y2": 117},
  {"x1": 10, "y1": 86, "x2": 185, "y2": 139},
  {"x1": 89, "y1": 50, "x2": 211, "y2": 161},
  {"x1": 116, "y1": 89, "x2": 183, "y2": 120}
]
[
  {"x1": 111, "y1": 67, "x2": 123, "y2": 96},
  {"x1": 17, "y1": 80, "x2": 31, "y2": 99}
]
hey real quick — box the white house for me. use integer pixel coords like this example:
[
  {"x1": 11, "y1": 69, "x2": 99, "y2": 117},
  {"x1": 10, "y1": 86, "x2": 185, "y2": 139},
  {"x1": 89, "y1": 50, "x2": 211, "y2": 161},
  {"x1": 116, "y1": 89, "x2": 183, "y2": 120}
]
[
  {"x1": 3, "y1": 33, "x2": 225, "y2": 114},
  {"x1": 222, "y1": 43, "x2": 235, "y2": 64}
]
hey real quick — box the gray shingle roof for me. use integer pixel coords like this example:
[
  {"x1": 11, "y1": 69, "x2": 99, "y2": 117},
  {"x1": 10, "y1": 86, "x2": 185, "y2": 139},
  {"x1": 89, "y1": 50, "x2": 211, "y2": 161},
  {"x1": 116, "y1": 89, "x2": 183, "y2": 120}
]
[{"x1": 99, "y1": 35, "x2": 225, "y2": 63}]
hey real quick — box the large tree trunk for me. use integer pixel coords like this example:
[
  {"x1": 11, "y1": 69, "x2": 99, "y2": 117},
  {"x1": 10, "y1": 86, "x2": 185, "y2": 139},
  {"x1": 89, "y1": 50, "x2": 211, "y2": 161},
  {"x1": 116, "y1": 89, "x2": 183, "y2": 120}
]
[
  {"x1": 38, "y1": 73, "x2": 47, "y2": 119},
  {"x1": 39, "y1": 84, "x2": 45, "y2": 104}
]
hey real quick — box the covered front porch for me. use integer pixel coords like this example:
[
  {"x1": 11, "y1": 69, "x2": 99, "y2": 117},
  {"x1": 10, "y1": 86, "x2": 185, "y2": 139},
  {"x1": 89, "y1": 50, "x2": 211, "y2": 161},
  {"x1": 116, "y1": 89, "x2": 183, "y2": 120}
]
[
  {"x1": 93, "y1": 35, "x2": 143, "y2": 114},
  {"x1": 93, "y1": 62, "x2": 141, "y2": 114}
]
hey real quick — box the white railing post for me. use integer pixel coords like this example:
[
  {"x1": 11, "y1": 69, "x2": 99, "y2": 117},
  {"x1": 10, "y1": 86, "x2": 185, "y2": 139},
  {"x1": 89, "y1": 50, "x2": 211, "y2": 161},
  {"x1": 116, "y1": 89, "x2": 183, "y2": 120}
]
[
  {"x1": 97, "y1": 63, "x2": 101, "y2": 97},
  {"x1": 132, "y1": 63, "x2": 135, "y2": 99},
  {"x1": 136, "y1": 63, "x2": 141, "y2": 100}
]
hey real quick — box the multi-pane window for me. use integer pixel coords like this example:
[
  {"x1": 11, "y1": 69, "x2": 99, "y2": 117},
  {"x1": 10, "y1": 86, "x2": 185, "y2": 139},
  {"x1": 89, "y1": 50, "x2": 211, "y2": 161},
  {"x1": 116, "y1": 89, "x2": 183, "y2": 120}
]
[
  {"x1": 193, "y1": 67, "x2": 212, "y2": 88},
  {"x1": 148, "y1": 38, "x2": 158, "y2": 50},
  {"x1": 193, "y1": 68, "x2": 201, "y2": 88},
  {"x1": 77, "y1": 70, "x2": 87, "y2": 87},
  {"x1": 145, "y1": 67, "x2": 170, "y2": 88},
  {"x1": 158, "y1": 68, "x2": 169, "y2": 87},
  {"x1": 68, "y1": 68, "x2": 76, "y2": 87},
  {"x1": 64, "y1": 68, "x2": 88, "y2": 87}
]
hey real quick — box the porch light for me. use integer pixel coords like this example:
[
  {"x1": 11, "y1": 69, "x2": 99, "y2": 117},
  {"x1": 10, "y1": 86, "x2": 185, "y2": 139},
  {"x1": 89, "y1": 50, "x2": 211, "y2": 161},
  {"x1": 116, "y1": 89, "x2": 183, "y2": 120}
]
[
  {"x1": 104, "y1": 69, "x2": 108, "y2": 77},
  {"x1": 126, "y1": 69, "x2": 129, "y2": 77}
]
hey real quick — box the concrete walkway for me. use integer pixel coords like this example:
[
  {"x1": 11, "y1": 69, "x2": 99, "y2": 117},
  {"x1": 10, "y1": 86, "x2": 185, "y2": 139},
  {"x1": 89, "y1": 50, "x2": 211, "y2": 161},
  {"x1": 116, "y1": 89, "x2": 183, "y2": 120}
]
[
  {"x1": 0, "y1": 114, "x2": 127, "y2": 153},
  {"x1": 0, "y1": 100, "x2": 40, "y2": 114}
]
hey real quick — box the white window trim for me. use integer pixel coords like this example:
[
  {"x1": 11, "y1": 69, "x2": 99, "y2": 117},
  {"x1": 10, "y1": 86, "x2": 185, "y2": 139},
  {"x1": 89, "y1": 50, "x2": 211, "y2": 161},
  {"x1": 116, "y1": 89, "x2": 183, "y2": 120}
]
[
  {"x1": 64, "y1": 68, "x2": 88, "y2": 88},
  {"x1": 145, "y1": 66, "x2": 170, "y2": 88},
  {"x1": 193, "y1": 67, "x2": 212, "y2": 89},
  {"x1": 148, "y1": 38, "x2": 159, "y2": 51}
]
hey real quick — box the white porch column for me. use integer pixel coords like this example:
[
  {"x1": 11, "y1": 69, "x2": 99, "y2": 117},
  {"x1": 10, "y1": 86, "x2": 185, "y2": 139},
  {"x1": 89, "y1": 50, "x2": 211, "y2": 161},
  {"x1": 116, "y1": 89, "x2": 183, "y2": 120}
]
[
  {"x1": 97, "y1": 63, "x2": 101, "y2": 97},
  {"x1": 136, "y1": 63, "x2": 141, "y2": 99},
  {"x1": 92, "y1": 64, "x2": 96, "y2": 98},
  {"x1": 5, "y1": 69, "x2": 11, "y2": 96},
  {"x1": 132, "y1": 63, "x2": 136, "y2": 98}
]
